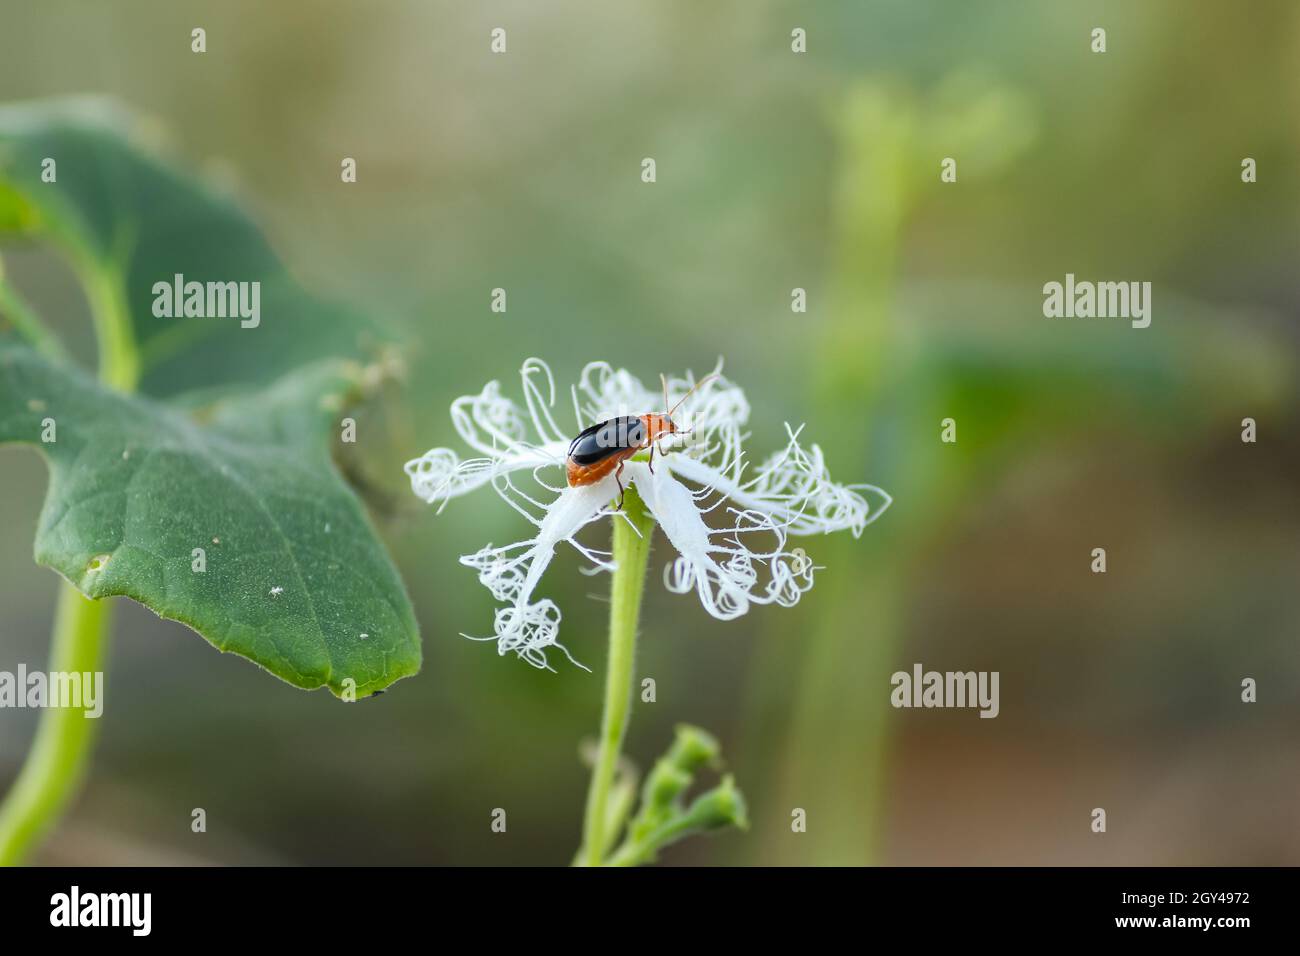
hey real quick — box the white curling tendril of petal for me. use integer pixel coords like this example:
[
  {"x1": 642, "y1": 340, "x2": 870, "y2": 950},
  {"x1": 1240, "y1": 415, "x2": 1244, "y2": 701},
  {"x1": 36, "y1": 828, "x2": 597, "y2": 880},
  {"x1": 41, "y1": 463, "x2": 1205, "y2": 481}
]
[
  {"x1": 626, "y1": 462, "x2": 818, "y2": 623},
  {"x1": 667, "y1": 423, "x2": 892, "y2": 537},
  {"x1": 460, "y1": 476, "x2": 615, "y2": 670},
  {"x1": 403, "y1": 371, "x2": 569, "y2": 509}
]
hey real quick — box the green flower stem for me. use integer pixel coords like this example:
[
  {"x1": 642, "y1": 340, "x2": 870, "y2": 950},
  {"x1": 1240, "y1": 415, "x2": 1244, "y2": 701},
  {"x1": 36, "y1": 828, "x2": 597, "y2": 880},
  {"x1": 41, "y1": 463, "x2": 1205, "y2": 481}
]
[
  {"x1": 579, "y1": 483, "x2": 654, "y2": 866},
  {"x1": 0, "y1": 584, "x2": 113, "y2": 864}
]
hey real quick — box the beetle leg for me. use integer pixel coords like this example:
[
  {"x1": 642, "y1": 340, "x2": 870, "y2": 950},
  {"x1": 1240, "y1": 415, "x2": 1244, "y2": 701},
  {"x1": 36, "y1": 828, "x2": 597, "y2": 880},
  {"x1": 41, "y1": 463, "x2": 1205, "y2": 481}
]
[
  {"x1": 648, "y1": 443, "x2": 655, "y2": 474},
  {"x1": 614, "y1": 460, "x2": 626, "y2": 510}
]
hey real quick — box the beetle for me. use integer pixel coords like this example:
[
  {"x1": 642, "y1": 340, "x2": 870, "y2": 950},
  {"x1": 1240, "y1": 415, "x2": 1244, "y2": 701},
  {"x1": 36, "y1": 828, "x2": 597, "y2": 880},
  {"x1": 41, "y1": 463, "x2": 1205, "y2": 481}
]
[{"x1": 565, "y1": 372, "x2": 717, "y2": 507}]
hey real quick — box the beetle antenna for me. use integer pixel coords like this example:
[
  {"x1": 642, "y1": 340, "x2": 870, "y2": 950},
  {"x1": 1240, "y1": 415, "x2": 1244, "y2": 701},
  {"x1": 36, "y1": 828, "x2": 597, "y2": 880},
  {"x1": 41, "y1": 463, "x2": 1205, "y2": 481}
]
[{"x1": 668, "y1": 371, "x2": 719, "y2": 418}]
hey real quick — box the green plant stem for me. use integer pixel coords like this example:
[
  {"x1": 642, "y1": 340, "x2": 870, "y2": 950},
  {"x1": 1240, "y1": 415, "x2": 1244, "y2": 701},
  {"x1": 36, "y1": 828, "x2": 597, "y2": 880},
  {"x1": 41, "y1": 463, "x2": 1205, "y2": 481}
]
[
  {"x1": 607, "y1": 815, "x2": 697, "y2": 867},
  {"x1": 579, "y1": 483, "x2": 654, "y2": 866},
  {"x1": 0, "y1": 584, "x2": 112, "y2": 864},
  {"x1": 81, "y1": 261, "x2": 139, "y2": 392}
]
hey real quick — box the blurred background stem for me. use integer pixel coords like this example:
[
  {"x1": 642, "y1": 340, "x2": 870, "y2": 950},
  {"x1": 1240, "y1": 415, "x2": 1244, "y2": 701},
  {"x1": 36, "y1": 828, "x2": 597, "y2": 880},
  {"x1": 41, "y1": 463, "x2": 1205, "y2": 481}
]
[
  {"x1": 579, "y1": 484, "x2": 654, "y2": 866},
  {"x1": 752, "y1": 88, "x2": 915, "y2": 864}
]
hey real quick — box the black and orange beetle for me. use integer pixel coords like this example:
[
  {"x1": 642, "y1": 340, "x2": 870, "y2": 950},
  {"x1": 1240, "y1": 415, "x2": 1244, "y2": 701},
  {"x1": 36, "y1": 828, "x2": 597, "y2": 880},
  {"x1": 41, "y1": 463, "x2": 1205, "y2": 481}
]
[{"x1": 565, "y1": 372, "x2": 717, "y2": 507}]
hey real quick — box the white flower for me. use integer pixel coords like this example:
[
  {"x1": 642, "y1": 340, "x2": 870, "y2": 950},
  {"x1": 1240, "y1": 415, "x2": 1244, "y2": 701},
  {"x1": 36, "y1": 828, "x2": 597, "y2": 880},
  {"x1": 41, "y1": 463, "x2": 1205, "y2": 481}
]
[{"x1": 404, "y1": 359, "x2": 891, "y2": 670}]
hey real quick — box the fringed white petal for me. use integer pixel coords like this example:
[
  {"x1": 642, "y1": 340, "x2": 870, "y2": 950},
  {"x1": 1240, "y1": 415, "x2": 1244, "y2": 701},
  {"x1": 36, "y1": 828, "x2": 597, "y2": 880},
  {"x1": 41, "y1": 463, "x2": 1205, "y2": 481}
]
[
  {"x1": 404, "y1": 440, "x2": 567, "y2": 510},
  {"x1": 626, "y1": 461, "x2": 817, "y2": 621},
  {"x1": 459, "y1": 475, "x2": 617, "y2": 670},
  {"x1": 571, "y1": 360, "x2": 750, "y2": 440},
  {"x1": 667, "y1": 423, "x2": 892, "y2": 536}
]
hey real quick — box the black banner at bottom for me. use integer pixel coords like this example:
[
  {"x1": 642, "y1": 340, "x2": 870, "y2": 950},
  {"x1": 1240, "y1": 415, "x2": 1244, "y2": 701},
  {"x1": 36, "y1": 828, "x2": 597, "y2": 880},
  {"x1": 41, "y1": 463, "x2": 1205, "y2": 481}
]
[{"x1": 0, "y1": 866, "x2": 1280, "y2": 941}]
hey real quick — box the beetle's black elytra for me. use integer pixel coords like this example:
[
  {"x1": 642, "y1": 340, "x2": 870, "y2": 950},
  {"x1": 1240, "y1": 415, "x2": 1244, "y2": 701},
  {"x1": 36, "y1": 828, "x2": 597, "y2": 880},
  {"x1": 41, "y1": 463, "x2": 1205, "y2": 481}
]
[{"x1": 567, "y1": 416, "x2": 648, "y2": 466}]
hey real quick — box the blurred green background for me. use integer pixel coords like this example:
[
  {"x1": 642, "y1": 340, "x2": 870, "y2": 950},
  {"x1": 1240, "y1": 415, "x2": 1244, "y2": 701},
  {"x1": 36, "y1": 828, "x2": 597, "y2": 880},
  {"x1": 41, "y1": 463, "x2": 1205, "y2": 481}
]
[{"x1": 1, "y1": 0, "x2": 1298, "y2": 864}]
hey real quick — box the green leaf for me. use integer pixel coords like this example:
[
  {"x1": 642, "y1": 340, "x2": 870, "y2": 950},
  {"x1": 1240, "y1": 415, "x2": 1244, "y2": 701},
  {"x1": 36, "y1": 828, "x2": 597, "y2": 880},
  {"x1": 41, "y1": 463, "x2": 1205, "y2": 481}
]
[
  {"x1": 0, "y1": 342, "x2": 420, "y2": 698},
  {"x1": 0, "y1": 97, "x2": 383, "y2": 396}
]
